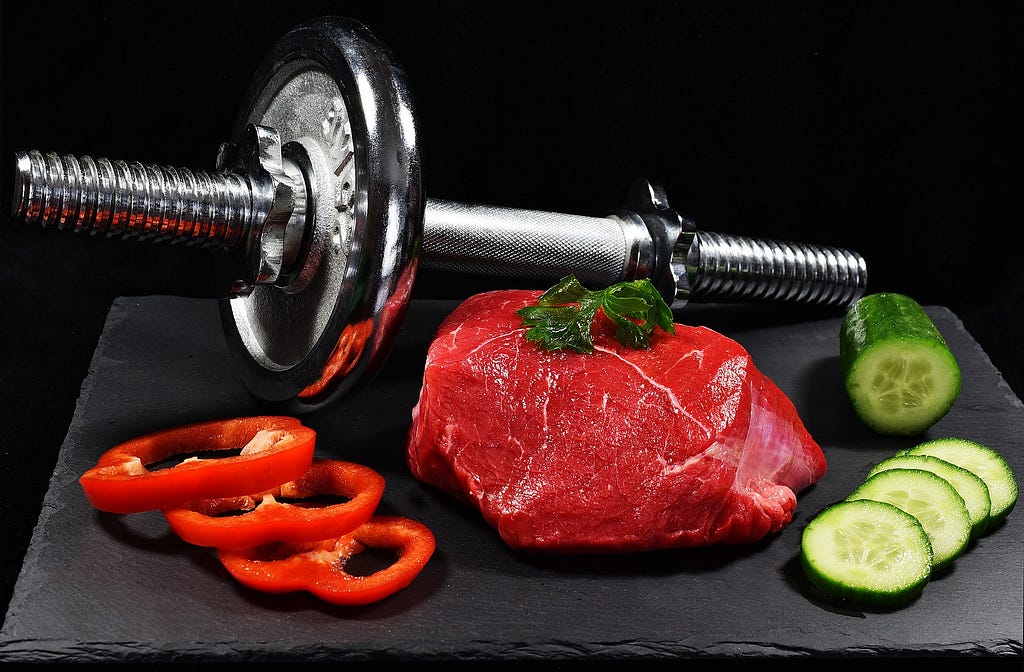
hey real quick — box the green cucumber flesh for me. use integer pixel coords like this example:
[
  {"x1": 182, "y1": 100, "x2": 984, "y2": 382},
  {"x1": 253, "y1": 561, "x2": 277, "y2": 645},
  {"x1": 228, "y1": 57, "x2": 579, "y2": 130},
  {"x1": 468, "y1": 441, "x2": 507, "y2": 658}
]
[
  {"x1": 801, "y1": 499, "x2": 932, "y2": 607},
  {"x1": 847, "y1": 468, "x2": 971, "y2": 570},
  {"x1": 840, "y1": 293, "x2": 961, "y2": 436},
  {"x1": 867, "y1": 453, "x2": 991, "y2": 538},
  {"x1": 903, "y1": 438, "x2": 1019, "y2": 524}
]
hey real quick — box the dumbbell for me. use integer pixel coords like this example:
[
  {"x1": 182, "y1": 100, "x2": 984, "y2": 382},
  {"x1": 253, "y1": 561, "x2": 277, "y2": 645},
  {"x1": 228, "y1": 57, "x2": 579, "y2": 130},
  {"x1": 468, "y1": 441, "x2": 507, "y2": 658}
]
[{"x1": 9, "y1": 16, "x2": 867, "y2": 413}]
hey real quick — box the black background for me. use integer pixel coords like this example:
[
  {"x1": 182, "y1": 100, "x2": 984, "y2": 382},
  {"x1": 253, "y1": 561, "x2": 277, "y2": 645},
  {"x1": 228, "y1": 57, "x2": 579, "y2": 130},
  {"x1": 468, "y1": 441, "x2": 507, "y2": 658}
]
[{"x1": 1, "y1": 0, "x2": 1021, "y2": 661}]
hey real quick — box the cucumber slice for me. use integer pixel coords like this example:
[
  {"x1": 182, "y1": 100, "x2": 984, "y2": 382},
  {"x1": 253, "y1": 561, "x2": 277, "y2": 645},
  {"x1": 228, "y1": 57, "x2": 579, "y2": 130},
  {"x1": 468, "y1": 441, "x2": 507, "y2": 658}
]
[
  {"x1": 904, "y1": 438, "x2": 1019, "y2": 524},
  {"x1": 867, "y1": 454, "x2": 991, "y2": 539},
  {"x1": 847, "y1": 468, "x2": 971, "y2": 570},
  {"x1": 840, "y1": 293, "x2": 961, "y2": 436},
  {"x1": 801, "y1": 499, "x2": 932, "y2": 607}
]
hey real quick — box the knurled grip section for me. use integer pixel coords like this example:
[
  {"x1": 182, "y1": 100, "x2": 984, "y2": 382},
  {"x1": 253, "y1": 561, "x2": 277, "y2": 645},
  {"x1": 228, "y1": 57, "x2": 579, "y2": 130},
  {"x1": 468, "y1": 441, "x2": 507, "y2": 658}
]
[{"x1": 422, "y1": 199, "x2": 631, "y2": 289}]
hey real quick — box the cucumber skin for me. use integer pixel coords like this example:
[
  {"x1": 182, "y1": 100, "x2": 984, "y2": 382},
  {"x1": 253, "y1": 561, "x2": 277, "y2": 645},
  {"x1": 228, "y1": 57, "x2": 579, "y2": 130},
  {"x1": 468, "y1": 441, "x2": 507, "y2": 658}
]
[
  {"x1": 840, "y1": 293, "x2": 949, "y2": 373},
  {"x1": 840, "y1": 293, "x2": 962, "y2": 436}
]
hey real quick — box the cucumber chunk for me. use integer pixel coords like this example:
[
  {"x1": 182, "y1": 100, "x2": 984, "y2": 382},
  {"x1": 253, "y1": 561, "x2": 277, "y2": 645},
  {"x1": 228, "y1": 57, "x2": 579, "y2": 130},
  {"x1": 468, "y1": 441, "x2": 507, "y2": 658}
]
[
  {"x1": 847, "y1": 468, "x2": 971, "y2": 570},
  {"x1": 903, "y1": 437, "x2": 1019, "y2": 524},
  {"x1": 801, "y1": 499, "x2": 932, "y2": 607},
  {"x1": 867, "y1": 453, "x2": 991, "y2": 538},
  {"x1": 840, "y1": 293, "x2": 961, "y2": 436}
]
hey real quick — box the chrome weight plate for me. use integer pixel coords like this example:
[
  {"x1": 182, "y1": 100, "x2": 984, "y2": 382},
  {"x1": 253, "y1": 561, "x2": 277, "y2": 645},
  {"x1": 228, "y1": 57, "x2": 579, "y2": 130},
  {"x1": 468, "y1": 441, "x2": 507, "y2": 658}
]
[{"x1": 217, "y1": 17, "x2": 423, "y2": 412}]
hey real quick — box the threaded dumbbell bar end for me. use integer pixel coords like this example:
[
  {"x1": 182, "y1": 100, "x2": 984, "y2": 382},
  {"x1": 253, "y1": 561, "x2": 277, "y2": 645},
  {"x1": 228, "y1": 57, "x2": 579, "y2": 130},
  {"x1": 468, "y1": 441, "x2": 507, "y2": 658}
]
[
  {"x1": 691, "y1": 231, "x2": 867, "y2": 308},
  {"x1": 12, "y1": 149, "x2": 255, "y2": 250}
]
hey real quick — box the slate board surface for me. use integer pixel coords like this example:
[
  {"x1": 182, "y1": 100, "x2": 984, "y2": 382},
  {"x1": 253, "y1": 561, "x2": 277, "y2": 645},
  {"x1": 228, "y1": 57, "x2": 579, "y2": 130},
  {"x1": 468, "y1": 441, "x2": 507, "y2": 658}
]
[{"x1": 0, "y1": 296, "x2": 1021, "y2": 664}]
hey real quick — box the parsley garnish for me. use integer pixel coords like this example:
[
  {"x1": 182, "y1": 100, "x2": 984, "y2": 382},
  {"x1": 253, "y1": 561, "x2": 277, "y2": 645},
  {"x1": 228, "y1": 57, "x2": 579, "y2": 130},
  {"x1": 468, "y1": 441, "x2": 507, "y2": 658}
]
[{"x1": 516, "y1": 275, "x2": 676, "y2": 354}]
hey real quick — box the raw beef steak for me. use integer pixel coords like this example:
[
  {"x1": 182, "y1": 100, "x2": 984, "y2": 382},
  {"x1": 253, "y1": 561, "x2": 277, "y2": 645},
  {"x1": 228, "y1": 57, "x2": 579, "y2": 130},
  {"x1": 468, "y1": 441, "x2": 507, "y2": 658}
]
[{"x1": 406, "y1": 290, "x2": 827, "y2": 553}]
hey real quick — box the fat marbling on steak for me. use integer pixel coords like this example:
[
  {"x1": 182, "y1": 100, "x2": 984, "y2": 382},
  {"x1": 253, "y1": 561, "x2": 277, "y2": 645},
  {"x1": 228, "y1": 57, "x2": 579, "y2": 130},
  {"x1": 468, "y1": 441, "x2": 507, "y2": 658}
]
[{"x1": 406, "y1": 290, "x2": 826, "y2": 553}]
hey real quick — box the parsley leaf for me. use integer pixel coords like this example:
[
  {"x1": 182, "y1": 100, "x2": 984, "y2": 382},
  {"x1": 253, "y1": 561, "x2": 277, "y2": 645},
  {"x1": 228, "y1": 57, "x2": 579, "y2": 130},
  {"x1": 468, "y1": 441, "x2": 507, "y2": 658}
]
[{"x1": 516, "y1": 275, "x2": 676, "y2": 353}]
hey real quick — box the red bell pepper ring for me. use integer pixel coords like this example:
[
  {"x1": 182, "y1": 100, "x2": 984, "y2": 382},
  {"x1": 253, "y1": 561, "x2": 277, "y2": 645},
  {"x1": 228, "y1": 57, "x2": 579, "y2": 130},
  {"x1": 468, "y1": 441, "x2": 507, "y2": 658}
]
[
  {"x1": 217, "y1": 515, "x2": 436, "y2": 606},
  {"x1": 162, "y1": 459, "x2": 386, "y2": 549},
  {"x1": 79, "y1": 416, "x2": 315, "y2": 514}
]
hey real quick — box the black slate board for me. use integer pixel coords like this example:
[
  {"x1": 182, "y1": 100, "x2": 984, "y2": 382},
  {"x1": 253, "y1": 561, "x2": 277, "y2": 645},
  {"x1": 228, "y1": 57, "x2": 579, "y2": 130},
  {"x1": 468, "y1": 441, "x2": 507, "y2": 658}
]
[{"x1": 0, "y1": 296, "x2": 1021, "y2": 664}]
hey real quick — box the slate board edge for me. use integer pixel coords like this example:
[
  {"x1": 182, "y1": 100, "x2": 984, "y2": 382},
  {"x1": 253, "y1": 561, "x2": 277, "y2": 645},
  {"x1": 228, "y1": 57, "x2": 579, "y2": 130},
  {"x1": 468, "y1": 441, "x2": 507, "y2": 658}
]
[
  {"x1": 939, "y1": 305, "x2": 1024, "y2": 412},
  {"x1": 0, "y1": 297, "x2": 137, "y2": 637}
]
